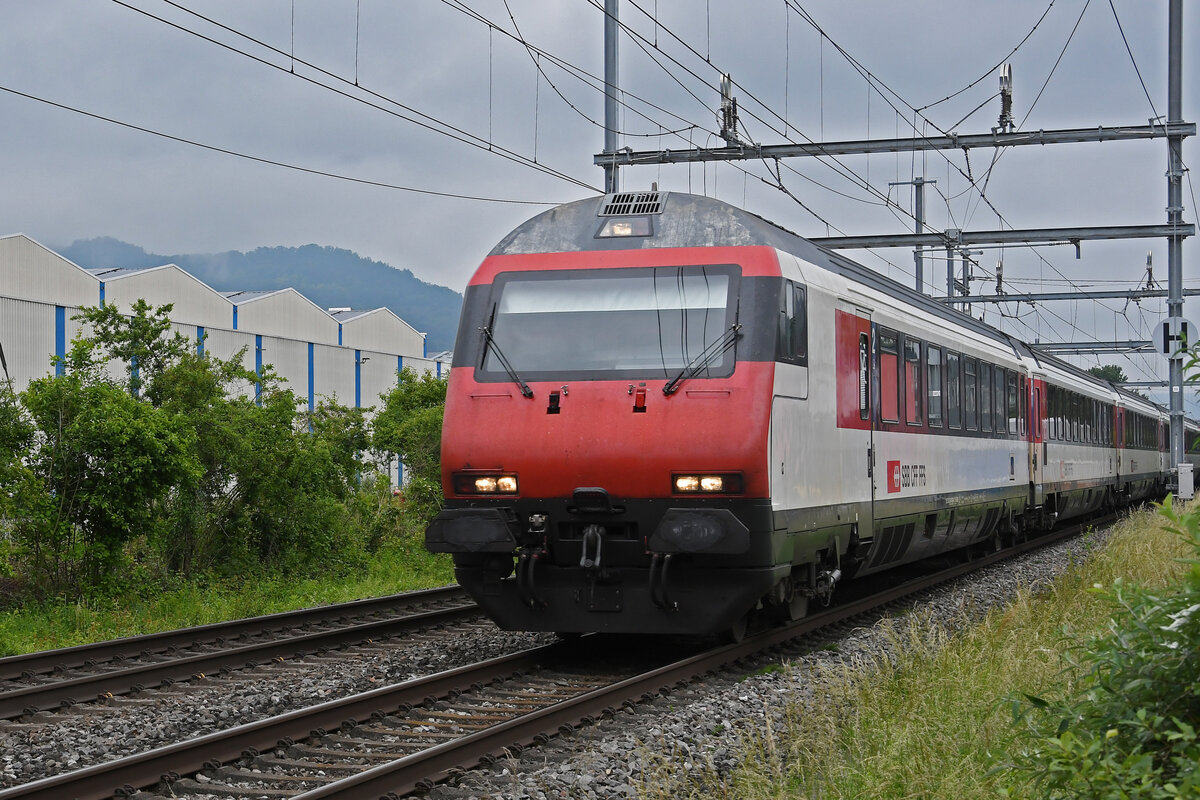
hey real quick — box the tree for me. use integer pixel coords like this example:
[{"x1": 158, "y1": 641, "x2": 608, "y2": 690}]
[
  {"x1": 16, "y1": 356, "x2": 197, "y2": 596},
  {"x1": 372, "y1": 368, "x2": 448, "y2": 519},
  {"x1": 1087, "y1": 364, "x2": 1129, "y2": 384},
  {"x1": 75, "y1": 300, "x2": 190, "y2": 396},
  {"x1": 373, "y1": 368, "x2": 447, "y2": 485},
  {"x1": 3, "y1": 297, "x2": 394, "y2": 599}
]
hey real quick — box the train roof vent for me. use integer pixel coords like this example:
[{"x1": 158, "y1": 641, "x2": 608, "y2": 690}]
[{"x1": 599, "y1": 191, "x2": 666, "y2": 216}]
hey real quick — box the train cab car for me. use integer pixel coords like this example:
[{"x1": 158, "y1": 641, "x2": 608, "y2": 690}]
[{"x1": 425, "y1": 191, "x2": 1169, "y2": 637}]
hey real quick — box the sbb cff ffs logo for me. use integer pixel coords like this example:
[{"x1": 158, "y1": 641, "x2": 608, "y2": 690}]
[{"x1": 886, "y1": 461, "x2": 927, "y2": 493}]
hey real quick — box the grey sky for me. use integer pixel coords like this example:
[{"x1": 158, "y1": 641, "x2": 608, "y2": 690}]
[{"x1": 0, "y1": 1, "x2": 1196, "y2": 399}]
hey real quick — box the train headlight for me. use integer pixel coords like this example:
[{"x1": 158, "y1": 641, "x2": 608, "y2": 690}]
[
  {"x1": 672, "y1": 473, "x2": 743, "y2": 494},
  {"x1": 597, "y1": 216, "x2": 652, "y2": 237},
  {"x1": 453, "y1": 472, "x2": 519, "y2": 495}
]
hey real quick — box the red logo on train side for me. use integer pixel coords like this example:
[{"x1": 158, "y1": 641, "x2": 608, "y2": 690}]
[{"x1": 887, "y1": 460, "x2": 901, "y2": 493}]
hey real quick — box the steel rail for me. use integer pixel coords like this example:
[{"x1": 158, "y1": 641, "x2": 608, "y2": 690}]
[
  {"x1": 1, "y1": 594, "x2": 478, "y2": 719},
  {"x1": 0, "y1": 521, "x2": 1098, "y2": 800},
  {"x1": 0, "y1": 585, "x2": 466, "y2": 682},
  {"x1": 296, "y1": 521, "x2": 1099, "y2": 799},
  {"x1": 0, "y1": 643, "x2": 561, "y2": 800}
]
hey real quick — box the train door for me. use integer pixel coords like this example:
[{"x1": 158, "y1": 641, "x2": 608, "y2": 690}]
[
  {"x1": 1030, "y1": 376, "x2": 1046, "y2": 508},
  {"x1": 833, "y1": 303, "x2": 873, "y2": 535}
]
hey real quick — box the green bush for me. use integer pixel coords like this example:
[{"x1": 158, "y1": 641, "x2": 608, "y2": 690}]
[
  {"x1": 2, "y1": 300, "x2": 452, "y2": 606},
  {"x1": 1002, "y1": 498, "x2": 1200, "y2": 798}
]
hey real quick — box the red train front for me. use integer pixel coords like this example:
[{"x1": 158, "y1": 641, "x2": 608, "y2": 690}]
[
  {"x1": 426, "y1": 193, "x2": 796, "y2": 636},
  {"x1": 426, "y1": 190, "x2": 1172, "y2": 637}
]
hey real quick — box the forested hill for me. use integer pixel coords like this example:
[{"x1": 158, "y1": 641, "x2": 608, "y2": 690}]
[{"x1": 58, "y1": 238, "x2": 463, "y2": 353}]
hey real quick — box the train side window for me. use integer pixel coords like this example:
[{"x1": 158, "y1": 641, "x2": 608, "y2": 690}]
[
  {"x1": 904, "y1": 337, "x2": 922, "y2": 425},
  {"x1": 1046, "y1": 386, "x2": 1055, "y2": 440},
  {"x1": 1034, "y1": 386, "x2": 1043, "y2": 440},
  {"x1": 879, "y1": 328, "x2": 900, "y2": 424},
  {"x1": 1019, "y1": 376, "x2": 1027, "y2": 437},
  {"x1": 964, "y1": 358, "x2": 978, "y2": 430},
  {"x1": 1052, "y1": 387, "x2": 1062, "y2": 440},
  {"x1": 947, "y1": 352, "x2": 962, "y2": 429},
  {"x1": 979, "y1": 362, "x2": 992, "y2": 432},
  {"x1": 1056, "y1": 386, "x2": 1065, "y2": 438},
  {"x1": 927, "y1": 345, "x2": 943, "y2": 426},
  {"x1": 1078, "y1": 395, "x2": 1085, "y2": 442},
  {"x1": 1070, "y1": 391, "x2": 1080, "y2": 441},
  {"x1": 1006, "y1": 372, "x2": 1018, "y2": 435},
  {"x1": 993, "y1": 367, "x2": 1006, "y2": 438},
  {"x1": 779, "y1": 282, "x2": 808, "y2": 364}
]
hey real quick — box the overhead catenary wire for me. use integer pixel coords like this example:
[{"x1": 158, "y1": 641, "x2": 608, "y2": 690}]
[
  {"x1": 588, "y1": 0, "x2": 1127, "y2": 350},
  {"x1": 0, "y1": 83, "x2": 560, "y2": 205},
  {"x1": 441, "y1": 0, "x2": 707, "y2": 139},
  {"x1": 915, "y1": 1, "x2": 1058, "y2": 112},
  {"x1": 188, "y1": 2, "x2": 1177, "y2": 372},
  {"x1": 114, "y1": 0, "x2": 599, "y2": 193},
  {"x1": 455, "y1": 0, "x2": 911, "y2": 266},
  {"x1": 1107, "y1": 0, "x2": 1160, "y2": 122}
]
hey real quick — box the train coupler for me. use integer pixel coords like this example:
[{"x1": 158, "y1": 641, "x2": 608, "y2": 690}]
[{"x1": 812, "y1": 567, "x2": 841, "y2": 607}]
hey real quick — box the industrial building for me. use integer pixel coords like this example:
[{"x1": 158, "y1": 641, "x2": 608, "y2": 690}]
[{"x1": 0, "y1": 232, "x2": 445, "y2": 416}]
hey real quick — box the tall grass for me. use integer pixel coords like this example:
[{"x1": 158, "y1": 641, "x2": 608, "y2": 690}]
[
  {"x1": 641, "y1": 506, "x2": 1193, "y2": 799},
  {"x1": 0, "y1": 535, "x2": 454, "y2": 656}
]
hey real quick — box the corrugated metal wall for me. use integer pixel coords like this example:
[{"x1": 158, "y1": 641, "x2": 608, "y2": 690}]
[
  {"x1": 3, "y1": 234, "x2": 448, "y2": 485},
  {"x1": 260, "y1": 335, "x2": 307, "y2": 396},
  {"x1": 106, "y1": 268, "x2": 233, "y2": 328},
  {"x1": 0, "y1": 235, "x2": 99, "y2": 307},
  {"x1": 203, "y1": 327, "x2": 259, "y2": 398},
  {"x1": 0, "y1": 296, "x2": 57, "y2": 386},
  {"x1": 340, "y1": 309, "x2": 426, "y2": 356},
  {"x1": 236, "y1": 290, "x2": 339, "y2": 345},
  {"x1": 312, "y1": 343, "x2": 356, "y2": 406}
]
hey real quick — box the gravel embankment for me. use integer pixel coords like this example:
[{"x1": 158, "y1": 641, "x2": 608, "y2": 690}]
[
  {"x1": 0, "y1": 626, "x2": 554, "y2": 788},
  {"x1": 0, "y1": 531, "x2": 1107, "y2": 797},
  {"x1": 428, "y1": 531, "x2": 1109, "y2": 800}
]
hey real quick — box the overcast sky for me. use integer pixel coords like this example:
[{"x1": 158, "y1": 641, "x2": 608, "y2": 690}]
[{"x1": 1, "y1": 1, "x2": 1196, "y2": 397}]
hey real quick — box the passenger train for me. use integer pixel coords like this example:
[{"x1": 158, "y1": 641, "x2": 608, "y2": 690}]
[{"x1": 426, "y1": 191, "x2": 1176, "y2": 638}]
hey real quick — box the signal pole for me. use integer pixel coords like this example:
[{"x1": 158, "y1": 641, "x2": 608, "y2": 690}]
[
  {"x1": 603, "y1": 0, "x2": 620, "y2": 193},
  {"x1": 1168, "y1": 0, "x2": 1186, "y2": 468},
  {"x1": 890, "y1": 177, "x2": 933, "y2": 293}
]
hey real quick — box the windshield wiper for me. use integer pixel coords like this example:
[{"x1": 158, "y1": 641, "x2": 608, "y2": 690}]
[
  {"x1": 662, "y1": 322, "x2": 742, "y2": 395},
  {"x1": 481, "y1": 325, "x2": 534, "y2": 398}
]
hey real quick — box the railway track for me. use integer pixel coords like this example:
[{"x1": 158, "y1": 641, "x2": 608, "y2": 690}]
[
  {"x1": 0, "y1": 586, "x2": 477, "y2": 720},
  {"x1": 0, "y1": 522, "x2": 1094, "y2": 800}
]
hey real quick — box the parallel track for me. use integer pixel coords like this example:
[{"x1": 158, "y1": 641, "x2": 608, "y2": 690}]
[
  {"x1": 0, "y1": 523, "x2": 1094, "y2": 800},
  {"x1": 0, "y1": 586, "x2": 476, "y2": 719}
]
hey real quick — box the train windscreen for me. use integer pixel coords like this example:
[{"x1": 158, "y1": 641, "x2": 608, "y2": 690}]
[{"x1": 480, "y1": 264, "x2": 740, "y2": 381}]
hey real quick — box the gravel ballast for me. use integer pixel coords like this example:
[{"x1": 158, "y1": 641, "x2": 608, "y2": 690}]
[{"x1": 0, "y1": 530, "x2": 1108, "y2": 797}]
